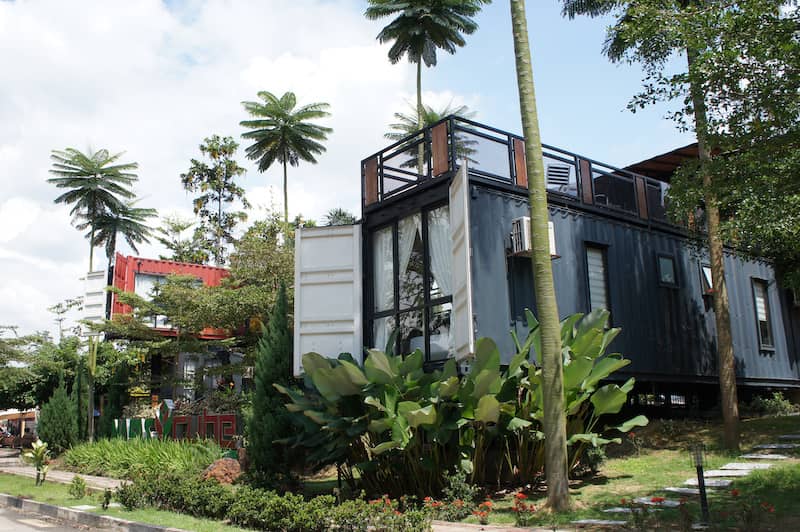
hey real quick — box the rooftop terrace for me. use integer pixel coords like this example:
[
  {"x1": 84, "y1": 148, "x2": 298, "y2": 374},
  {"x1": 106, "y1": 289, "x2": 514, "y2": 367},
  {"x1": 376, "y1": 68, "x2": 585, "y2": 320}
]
[{"x1": 361, "y1": 116, "x2": 673, "y2": 225}]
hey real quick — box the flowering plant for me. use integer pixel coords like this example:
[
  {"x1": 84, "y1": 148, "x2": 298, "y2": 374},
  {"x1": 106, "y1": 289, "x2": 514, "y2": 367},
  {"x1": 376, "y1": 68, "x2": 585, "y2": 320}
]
[
  {"x1": 512, "y1": 492, "x2": 536, "y2": 526},
  {"x1": 472, "y1": 500, "x2": 493, "y2": 525}
]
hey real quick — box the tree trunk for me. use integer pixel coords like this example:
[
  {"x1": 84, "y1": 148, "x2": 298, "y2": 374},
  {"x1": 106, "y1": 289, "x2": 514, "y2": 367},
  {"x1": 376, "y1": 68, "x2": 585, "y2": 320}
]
[
  {"x1": 509, "y1": 0, "x2": 570, "y2": 510},
  {"x1": 283, "y1": 160, "x2": 289, "y2": 228},
  {"x1": 87, "y1": 337, "x2": 98, "y2": 443},
  {"x1": 687, "y1": 48, "x2": 740, "y2": 451},
  {"x1": 416, "y1": 60, "x2": 425, "y2": 175},
  {"x1": 89, "y1": 226, "x2": 95, "y2": 272}
]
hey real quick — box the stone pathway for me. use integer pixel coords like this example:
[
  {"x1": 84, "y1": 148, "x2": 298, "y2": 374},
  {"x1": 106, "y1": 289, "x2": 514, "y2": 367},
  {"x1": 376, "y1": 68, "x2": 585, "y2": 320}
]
[
  {"x1": 573, "y1": 433, "x2": 798, "y2": 529},
  {"x1": 0, "y1": 450, "x2": 122, "y2": 491}
]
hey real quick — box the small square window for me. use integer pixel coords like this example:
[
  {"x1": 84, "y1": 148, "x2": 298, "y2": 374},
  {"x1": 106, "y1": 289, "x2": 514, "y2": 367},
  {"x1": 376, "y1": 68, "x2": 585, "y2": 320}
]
[
  {"x1": 657, "y1": 255, "x2": 677, "y2": 287},
  {"x1": 700, "y1": 265, "x2": 714, "y2": 294}
]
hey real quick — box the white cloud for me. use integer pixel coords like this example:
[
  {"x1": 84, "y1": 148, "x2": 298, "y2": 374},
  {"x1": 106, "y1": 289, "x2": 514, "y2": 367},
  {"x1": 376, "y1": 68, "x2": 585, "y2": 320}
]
[{"x1": 0, "y1": 0, "x2": 475, "y2": 335}]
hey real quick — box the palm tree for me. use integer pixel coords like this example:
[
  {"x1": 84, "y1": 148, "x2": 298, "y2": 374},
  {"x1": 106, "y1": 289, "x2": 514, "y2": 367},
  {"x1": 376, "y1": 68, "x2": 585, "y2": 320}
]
[
  {"x1": 561, "y1": 0, "x2": 740, "y2": 451},
  {"x1": 240, "y1": 91, "x2": 332, "y2": 227},
  {"x1": 365, "y1": 0, "x2": 490, "y2": 169},
  {"x1": 323, "y1": 207, "x2": 357, "y2": 226},
  {"x1": 48, "y1": 148, "x2": 138, "y2": 271},
  {"x1": 509, "y1": 0, "x2": 570, "y2": 510},
  {"x1": 91, "y1": 202, "x2": 157, "y2": 272}
]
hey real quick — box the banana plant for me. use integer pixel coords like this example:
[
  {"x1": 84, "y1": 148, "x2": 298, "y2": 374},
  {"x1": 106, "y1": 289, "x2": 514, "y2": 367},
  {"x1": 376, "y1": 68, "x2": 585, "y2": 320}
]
[{"x1": 22, "y1": 439, "x2": 51, "y2": 486}]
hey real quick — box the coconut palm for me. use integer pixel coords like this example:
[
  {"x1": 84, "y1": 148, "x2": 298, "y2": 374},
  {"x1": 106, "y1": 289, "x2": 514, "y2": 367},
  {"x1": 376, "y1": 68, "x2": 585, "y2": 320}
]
[
  {"x1": 240, "y1": 91, "x2": 332, "y2": 227},
  {"x1": 562, "y1": 0, "x2": 740, "y2": 451},
  {"x1": 509, "y1": 0, "x2": 570, "y2": 510},
  {"x1": 365, "y1": 0, "x2": 490, "y2": 169},
  {"x1": 323, "y1": 207, "x2": 357, "y2": 226},
  {"x1": 90, "y1": 202, "x2": 157, "y2": 271},
  {"x1": 48, "y1": 148, "x2": 138, "y2": 271}
]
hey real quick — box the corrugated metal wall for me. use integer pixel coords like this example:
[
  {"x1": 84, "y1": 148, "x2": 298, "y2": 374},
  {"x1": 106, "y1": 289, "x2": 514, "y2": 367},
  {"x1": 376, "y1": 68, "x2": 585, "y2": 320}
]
[{"x1": 469, "y1": 185, "x2": 800, "y2": 387}]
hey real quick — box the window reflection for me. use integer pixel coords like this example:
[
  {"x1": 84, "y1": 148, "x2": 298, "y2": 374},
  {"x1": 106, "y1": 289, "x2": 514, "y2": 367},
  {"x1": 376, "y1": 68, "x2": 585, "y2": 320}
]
[{"x1": 398, "y1": 214, "x2": 423, "y2": 310}]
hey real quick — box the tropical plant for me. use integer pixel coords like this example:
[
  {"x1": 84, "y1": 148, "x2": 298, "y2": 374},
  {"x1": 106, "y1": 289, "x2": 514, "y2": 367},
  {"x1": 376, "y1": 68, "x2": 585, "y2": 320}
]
[
  {"x1": 155, "y1": 216, "x2": 211, "y2": 265},
  {"x1": 22, "y1": 439, "x2": 51, "y2": 486},
  {"x1": 48, "y1": 147, "x2": 138, "y2": 271},
  {"x1": 240, "y1": 91, "x2": 332, "y2": 227},
  {"x1": 248, "y1": 283, "x2": 293, "y2": 481},
  {"x1": 365, "y1": 0, "x2": 490, "y2": 149},
  {"x1": 278, "y1": 309, "x2": 646, "y2": 499},
  {"x1": 68, "y1": 475, "x2": 87, "y2": 499},
  {"x1": 181, "y1": 135, "x2": 250, "y2": 266},
  {"x1": 91, "y1": 202, "x2": 156, "y2": 271},
  {"x1": 561, "y1": 0, "x2": 743, "y2": 451},
  {"x1": 510, "y1": 0, "x2": 570, "y2": 510},
  {"x1": 323, "y1": 208, "x2": 357, "y2": 226},
  {"x1": 38, "y1": 380, "x2": 78, "y2": 453}
]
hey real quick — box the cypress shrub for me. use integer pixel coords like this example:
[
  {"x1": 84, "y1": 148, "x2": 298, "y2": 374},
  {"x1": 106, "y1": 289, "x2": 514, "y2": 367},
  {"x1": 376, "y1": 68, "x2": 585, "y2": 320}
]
[
  {"x1": 247, "y1": 283, "x2": 292, "y2": 481},
  {"x1": 39, "y1": 380, "x2": 78, "y2": 453}
]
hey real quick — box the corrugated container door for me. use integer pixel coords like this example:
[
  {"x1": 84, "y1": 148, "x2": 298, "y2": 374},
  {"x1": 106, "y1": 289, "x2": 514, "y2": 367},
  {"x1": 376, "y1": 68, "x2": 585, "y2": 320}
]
[
  {"x1": 450, "y1": 164, "x2": 475, "y2": 359},
  {"x1": 293, "y1": 224, "x2": 363, "y2": 376}
]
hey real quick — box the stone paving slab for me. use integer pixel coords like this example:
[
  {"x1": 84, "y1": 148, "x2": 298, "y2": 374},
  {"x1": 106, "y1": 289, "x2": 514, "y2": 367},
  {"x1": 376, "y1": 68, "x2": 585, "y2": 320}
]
[
  {"x1": 740, "y1": 453, "x2": 789, "y2": 460},
  {"x1": 573, "y1": 519, "x2": 627, "y2": 527},
  {"x1": 684, "y1": 478, "x2": 732, "y2": 488},
  {"x1": 699, "y1": 469, "x2": 750, "y2": 477},
  {"x1": 602, "y1": 507, "x2": 631, "y2": 514},
  {"x1": 753, "y1": 443, "x2": 800, "y2": 450},
  {"x1": 664, "y1": 487, "x2": 700, "y2": 496},
  {"x1": 778, "y1": 434, "x2": 800, "y2": 441},
  {"x1": 721, "y1": 462, "x2": 772, "y2": 470},
  {"x1": 633, "y1": 497, "x2": 681, "y2": 508},
  {"x1": 68, "y1": 505, "x2": 96, "y2": 511}
]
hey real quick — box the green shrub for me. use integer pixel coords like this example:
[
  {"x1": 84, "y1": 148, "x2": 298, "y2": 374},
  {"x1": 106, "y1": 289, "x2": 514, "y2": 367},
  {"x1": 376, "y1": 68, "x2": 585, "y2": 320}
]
[
  {"x1": 329, "y1": 497, "x2": 372, "y2": 532},
  {"x1": 38, "y1": 381, "x2": 78, "y2": 454},
  {"x1": 749, "y1": 392, "x2": 798, "y2": 417},
  {"x1": 68, "y1": 476, "x2": 87, "y2": 499},
  {"x1": 114, "y1": 471, "x2": 234, "y2": 519},
  {"x1": 437, "y1": 470, "x2": 478, "y2": 520},
  {"x1": 63, "y1": 438, "x2": 221, "y2": 479},
  {"x1": 279, "y1": 309, "x2": 647, "y2": 497},
  {"x1": 584, "y1": 446, "x2": 606, "y2": 474}
]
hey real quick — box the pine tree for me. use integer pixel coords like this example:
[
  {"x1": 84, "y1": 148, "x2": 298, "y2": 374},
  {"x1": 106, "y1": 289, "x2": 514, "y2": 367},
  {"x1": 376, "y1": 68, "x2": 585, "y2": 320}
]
[
  {"x1": 248, "y1": 283, "x2": 292, "y2": 482},
  {"x1": 39, "y1": 380, "x2": 78, "y2": 453}
]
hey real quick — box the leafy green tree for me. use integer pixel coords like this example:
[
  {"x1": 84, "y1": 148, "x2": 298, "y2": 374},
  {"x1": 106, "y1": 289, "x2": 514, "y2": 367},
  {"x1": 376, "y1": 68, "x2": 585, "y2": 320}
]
[
  {"x1": 38, "y1": 380, "x2": 78, "y2": 453},
  {"x1": 560, "y1": 0, "x2": 764, "y2": 451},
  {"x1": 509, "y1": 0, "x2": 570, "y2": 510},
  {"x1": 155, "y1": 216, "x2": 211, "y2": 265},
  {"x1": 48, "y1": 148, "x2": 138, "y2": 271},
  {"x1": 365, "y1": 0, "x2": 489, "y2": 148},
  {"x1": 181, "y1": 135, "x2": 250, "y2": 266},
  {"x1": 323, "y1": 208, "x2": 356, "y2": 226},
  {"x1": 240, "y1": 91, "x2": 332, "y2": 227},
  {"x1": 47, "y1": 298, "x2": 83, "y2": 342},
  {"x1": 98, "y1": 363, "x2": 130, "y2": 438},
  {"x1": 248, "y1": 284, "x2": 292, "y2": 482},
  {"x1": 91, "y1": 202, "x2": 157, "y2": 271}
]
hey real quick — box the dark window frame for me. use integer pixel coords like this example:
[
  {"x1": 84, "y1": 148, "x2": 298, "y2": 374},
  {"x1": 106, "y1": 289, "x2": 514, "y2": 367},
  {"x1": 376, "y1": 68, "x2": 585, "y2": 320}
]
[
  {"x1": 751, "y1": 278, "x2": 775, "y2": 351},
  {"x1": 656, "y1": 253, "x2": 679, "y2": 288},
  {"x1": 700, "y1": 263, "x2": 714, "y2": 294},
  {"x1": 366, "y1": 200, "x2": 452, "y2": 362},
  {"x1": 584, "y1": 242, "x2": 611, "y2": 319}
]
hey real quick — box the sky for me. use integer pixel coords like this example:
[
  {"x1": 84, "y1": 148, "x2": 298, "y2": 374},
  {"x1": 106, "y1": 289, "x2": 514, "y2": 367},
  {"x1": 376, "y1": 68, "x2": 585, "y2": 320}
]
[{"x1": 0, "y1": 0, "x2": 693, "y2": 338}]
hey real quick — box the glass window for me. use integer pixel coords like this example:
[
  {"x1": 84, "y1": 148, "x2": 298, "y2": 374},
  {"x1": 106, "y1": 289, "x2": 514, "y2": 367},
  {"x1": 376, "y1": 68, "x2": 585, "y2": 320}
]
[
  {"x1": 586, "y1": 246, "x2": 609, "y2": 312},
  {"x1": 373, "y1": 316, "x2": 396, "y2": 354},
  {"x1": 427, "y1": 205, "x2": 452, "y2": 299},
  {"x1": 398, "y1": 310, "x2": 424, "y2": 355},
  {"x1": 428, "y1": 302, "x2": 453, "y2": 361},
  {"x1": 372, "y1": 226, "x2": 394, "y2": 312},
  {"x1": 701, "y1": 265, "x2": 714, "y2": 294},
  {"x1": 658, "y1": 255, "x2": 677, "y2": 286},
  {"x1": 398, "y1": 214, "x2": 424, "y2": 310},
  {"x1": 752, "y1": 280, "x2": 774, "y2": 349}
]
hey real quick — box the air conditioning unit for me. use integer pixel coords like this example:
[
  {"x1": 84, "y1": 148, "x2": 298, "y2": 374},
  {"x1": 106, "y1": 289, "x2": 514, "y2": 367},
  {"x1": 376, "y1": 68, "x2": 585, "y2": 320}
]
[{"x1": 510, "y1": 217, "x2": 557, "y2": 257}]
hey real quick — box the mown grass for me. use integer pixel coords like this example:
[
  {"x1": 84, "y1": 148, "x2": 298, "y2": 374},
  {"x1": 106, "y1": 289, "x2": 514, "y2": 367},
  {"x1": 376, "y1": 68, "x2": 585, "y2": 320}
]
[
  {"x1": 0, "y1": 473, "x2": 247, "y2": 532},
  {"x1": 301, "y1": 414, "x2": 800, "y2": 528},
  {"x1": 62, "y1": 438, "x2": 223, "y2": 479}
]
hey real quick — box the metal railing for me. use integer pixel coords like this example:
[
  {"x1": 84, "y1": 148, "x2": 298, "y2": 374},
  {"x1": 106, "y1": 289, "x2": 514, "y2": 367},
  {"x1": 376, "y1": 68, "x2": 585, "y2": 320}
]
[{"x1": 361, "y1": 116, "x2": 672, "y2": 224}]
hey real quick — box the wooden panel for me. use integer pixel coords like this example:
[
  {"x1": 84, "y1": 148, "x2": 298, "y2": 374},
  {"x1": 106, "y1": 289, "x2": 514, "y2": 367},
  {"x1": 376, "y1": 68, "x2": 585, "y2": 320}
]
[
  {"x1": 431, "y1": 122, "x2": 449, "y2": 176},
  {"x1": 364, "y1": 157, "x2": 379, "y2": 205},
  {"x1": 579, "y1": 158, "x2": 594, "y2": 204},
  {"x1": 513, "y1": 139, "x2": 527, "y2": 187},
  {"x1": 635, "y1": 176, "x2": 649, "y2": 220}
]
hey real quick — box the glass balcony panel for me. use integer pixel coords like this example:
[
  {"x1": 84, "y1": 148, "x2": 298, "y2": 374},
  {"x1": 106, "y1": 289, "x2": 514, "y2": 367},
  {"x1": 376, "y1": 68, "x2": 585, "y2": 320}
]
[
  {"x1": 592, "y1": 169, "x2": 637, "y2": 214},
  {"x1": 452, "y1": 128, "x2": 511, "y2": 181}
]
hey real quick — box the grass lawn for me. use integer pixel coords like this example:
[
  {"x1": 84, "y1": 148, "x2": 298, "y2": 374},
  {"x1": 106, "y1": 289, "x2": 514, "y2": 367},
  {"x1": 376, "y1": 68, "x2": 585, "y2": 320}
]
[
  {"x1": 302, "y1": 414, "x2": 800, "y2": 529},
  {"x1": 0, "y1": 474, "x2": 247, "y2": 532}
]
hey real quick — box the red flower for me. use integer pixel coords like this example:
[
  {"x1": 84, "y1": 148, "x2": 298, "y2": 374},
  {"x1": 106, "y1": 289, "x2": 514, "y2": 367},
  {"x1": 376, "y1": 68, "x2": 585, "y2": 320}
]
[
  {"x1": 731, "y1": 489, "x2": 740, "y2": 497},
  {"x1": 620, "y1": 498, "x2": 627, "y2": 505},
  {"x1": 651, "y1": 496, "x2": 665, "y2": 503},
  {"x1": 515, "y1": 492, "x2": 528, "y2": 500},
  {"x1": 453, "y1": 499, "x2": 464, "y2": 507},
  {"x1": 629, "y1": 432, "x2": 636, "y2": 438},
  {"x1": 432, "y1": 501, "x2": 444, "y2": 508},
  {"x1": 423, "y1": 496, "x2": 432, "y2": 503},
  {"x1": 482, "y1": 500, "x2": 493, "y2": 508},
  {"x1": 394, "y1": 510, "x2": 402, "y2": 516}
]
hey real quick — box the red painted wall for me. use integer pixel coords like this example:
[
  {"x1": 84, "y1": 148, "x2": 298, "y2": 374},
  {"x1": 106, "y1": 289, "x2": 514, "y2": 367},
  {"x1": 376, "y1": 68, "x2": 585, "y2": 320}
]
[{"x1": 111, "y1": 253, "x2": 231, "y2": 340}]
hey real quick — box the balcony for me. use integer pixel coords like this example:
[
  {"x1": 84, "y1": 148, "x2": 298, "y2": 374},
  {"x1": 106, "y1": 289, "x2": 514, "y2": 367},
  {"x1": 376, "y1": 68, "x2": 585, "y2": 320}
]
[{"x1": 361, "y1": 116, "x2": 671, "y2": 224}]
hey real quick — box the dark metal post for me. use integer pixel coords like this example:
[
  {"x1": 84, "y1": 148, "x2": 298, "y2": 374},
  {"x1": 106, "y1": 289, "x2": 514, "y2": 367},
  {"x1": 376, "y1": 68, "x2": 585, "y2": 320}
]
[{"x1": 693, "y1": 444, "x2": 710, "y2": 524}]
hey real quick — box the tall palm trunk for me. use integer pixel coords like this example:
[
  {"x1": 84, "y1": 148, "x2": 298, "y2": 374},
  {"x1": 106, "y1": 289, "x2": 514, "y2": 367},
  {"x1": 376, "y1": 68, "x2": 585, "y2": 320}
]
[
  {"x1": 509, "y1": 0, "x2": 570, "y2": 510},
  {"x1": 416, "y1": 60, "x2": 425, "y2": 175},
  {"x1": 89, "y1": 226, "x2": 95, "y2": 271},
  {"x1": 283, "y1": 160, "x2": 289, "y2": 228},
  {"x1": 687, "y1": 48, "x2": 739, "y2": 450},
  {"x1": 87, "y1": 336, "x2": 98, "y2": 443}
]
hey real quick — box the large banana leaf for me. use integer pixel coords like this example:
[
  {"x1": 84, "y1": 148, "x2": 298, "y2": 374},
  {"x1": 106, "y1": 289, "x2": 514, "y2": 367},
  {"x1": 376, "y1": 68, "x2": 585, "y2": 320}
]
[
  {"x1": 475, "y1": 395, "x2": 500, "y2": 424},
  {"x1": 364, "y1": 349, "x2": 396, "y2": 384}
]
